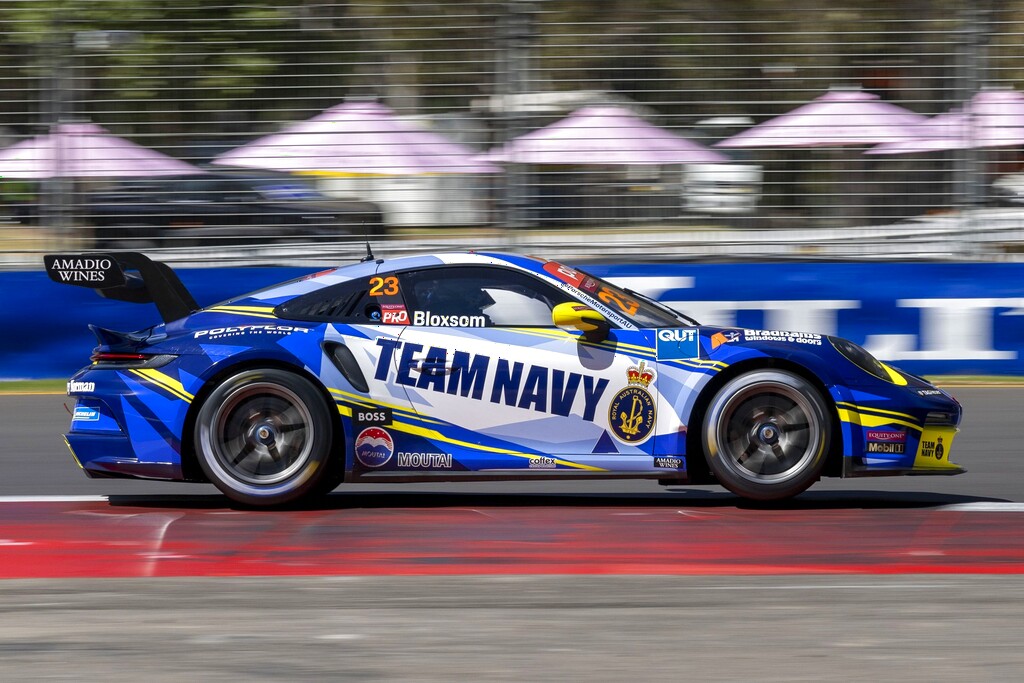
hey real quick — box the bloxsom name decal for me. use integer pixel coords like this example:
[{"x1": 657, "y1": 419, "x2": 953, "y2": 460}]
[
  {"x1": 374, "y1": 338, "x2": 608, "y2": 421},
  {"x1": 412, "y1": 311, "x2": 486, "y2": 327}
]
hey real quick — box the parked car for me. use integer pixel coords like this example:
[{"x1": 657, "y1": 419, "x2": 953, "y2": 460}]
[{"x1": 84, "y1": 171, "x2": 383, "y2": 248}]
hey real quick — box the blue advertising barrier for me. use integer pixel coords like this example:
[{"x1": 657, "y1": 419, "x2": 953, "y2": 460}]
[{"x1": 4, "y1": 262, "x2": 1024, "y2": 379}]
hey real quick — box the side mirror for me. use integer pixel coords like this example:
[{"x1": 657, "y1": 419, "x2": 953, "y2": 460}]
[{"x1": 552, "y1": 302, "x2": 611, "y2": 343}]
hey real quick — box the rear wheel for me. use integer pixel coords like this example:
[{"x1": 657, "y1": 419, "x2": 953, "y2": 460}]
[
  {"x1": 194, "y1": 368, "x2": 338, "y2": 506},
  {"x1": 702, "y1": 369, "x2": 830, "y2": 501}
]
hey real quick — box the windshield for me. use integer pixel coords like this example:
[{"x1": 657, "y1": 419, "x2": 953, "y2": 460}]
[{"x1": 542, "y1": 261, "x2": 697, "y2": 328}]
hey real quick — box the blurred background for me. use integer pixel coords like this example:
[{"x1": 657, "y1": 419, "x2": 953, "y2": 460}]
[{"x1": 3, "y1": 0, "x2": 1024, "y2": 266}]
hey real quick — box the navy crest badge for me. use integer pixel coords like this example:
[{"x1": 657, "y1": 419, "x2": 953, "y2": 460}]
[{"x1": 608, "y1": 361, "x2": 657, "y2": 444}]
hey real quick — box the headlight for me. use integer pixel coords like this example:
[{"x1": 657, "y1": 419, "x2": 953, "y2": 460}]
[{"x1": 829, "y1": 337, "x2": 903, "y2": 384}]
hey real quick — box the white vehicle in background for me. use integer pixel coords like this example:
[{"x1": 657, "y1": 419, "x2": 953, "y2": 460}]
[{"x1": 684, "y1": 117, "x2": 763, "y2": 216}]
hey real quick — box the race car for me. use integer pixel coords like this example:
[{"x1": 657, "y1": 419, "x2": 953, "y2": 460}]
[{"x1": 45, "y1": 250, "x2": 964, "y2": 506}]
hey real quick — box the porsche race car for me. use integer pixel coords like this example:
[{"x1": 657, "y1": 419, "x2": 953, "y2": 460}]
[{"x1": 45, "y1": 250, "x2": 964, "y2": 506}]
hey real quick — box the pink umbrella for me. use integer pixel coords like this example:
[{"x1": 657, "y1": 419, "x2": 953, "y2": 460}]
[
  {"x1": 715, "y1": 89, "x2": 928, "y2": 148},
  {"x1": 213, "y1": 101, "x2": 498, "y2": 175},
  {"x1": 866, "y1": 89, "x2": 1024, "y2": 154},
  {"x1": 482, "y1": 105, "x2": 727, "y2": 165},
  {"x1": 0, "y1": 123, "x2": 200, "y2": 178}
]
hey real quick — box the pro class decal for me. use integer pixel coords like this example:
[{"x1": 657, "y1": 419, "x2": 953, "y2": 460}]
[
  {"x1": 608, "y1": 361, "x2": 656, "y2": 445},
  {"x1": 354, "y1": 427, "x2": 394, "y2": 468},
  {"x1": 381, "y1": 303, "x2": 409, "y2": 325}
]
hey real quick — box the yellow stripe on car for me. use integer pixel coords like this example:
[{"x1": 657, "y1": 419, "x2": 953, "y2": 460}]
[{"x1": 129, "y1": 369, "x2": 194, "y2": 403}]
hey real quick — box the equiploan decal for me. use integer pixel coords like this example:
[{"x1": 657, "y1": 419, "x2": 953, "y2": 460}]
[
  {"x1": 608, "y1": 360, "x2": 657, "y2": 445},
  {"x1": 373, "y1": 338, "x2": 609, "y2": 420},
  {"x1": 656, "y1": 328, "x2": 699, "y2": 360},
  {"x1": 354, "y1": 427, "x2": 394, "y2": 468}
]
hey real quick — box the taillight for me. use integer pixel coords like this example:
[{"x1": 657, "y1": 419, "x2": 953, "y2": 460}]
[{"x1": 90, "y1": 352, "x2": 176, "y2": 368}]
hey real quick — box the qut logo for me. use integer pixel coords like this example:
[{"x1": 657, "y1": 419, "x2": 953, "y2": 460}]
[{"x1": 657, "y1": 329, "x2": 697, "y2": 343}]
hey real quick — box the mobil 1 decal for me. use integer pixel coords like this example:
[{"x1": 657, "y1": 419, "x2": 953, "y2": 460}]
[
  {"x1": 656, "y1": 328, "x2": 699, "y2": 360},
  {"x1": 608, "y1": 360, "x2": 656, "y2": 445}
]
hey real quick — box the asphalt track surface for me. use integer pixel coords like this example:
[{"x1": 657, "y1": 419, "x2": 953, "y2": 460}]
[{"x1": 2, "y1": 388, "x2": 1024, "y2": 681}]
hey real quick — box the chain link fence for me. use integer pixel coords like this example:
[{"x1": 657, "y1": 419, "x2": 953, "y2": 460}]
[{"x1": 1, "y1": 0, "x2": 1022, "y2": 267}]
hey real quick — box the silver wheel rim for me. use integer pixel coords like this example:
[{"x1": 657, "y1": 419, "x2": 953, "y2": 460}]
[
  {"x1": 712, "y1": 379, "x2": 823, "y2": 486},
  {"x1": 207, "y1": 381, "x2": 316, "y2": 486}
]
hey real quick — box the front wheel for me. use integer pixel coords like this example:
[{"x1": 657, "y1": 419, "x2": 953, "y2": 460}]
[
  {"x1": 194, "y1": 368, "x2": 338, "y2": 507},
  {"x1": 702, "y1": 369, "x2": 830, "y2": 501}
]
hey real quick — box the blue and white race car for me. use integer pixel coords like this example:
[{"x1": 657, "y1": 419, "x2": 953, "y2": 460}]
[{"x1": 46, "y1": 250, "x2": 964, "y2": 506}]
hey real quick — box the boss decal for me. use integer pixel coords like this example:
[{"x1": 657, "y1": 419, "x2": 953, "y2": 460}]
[
  {"x1": 373, "y1": 338, "x2": 608, "y2": 421},
  {"x1": 608, "y1": 361, "x2": 657, "y2": 445},
  {"x1": 352, "y1": 406, "x2": 393, "y2": 428}
]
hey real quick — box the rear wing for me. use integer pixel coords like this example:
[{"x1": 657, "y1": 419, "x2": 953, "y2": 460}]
[{"x1": 44, "y1": 252, "x2": 199, "y2": 323}]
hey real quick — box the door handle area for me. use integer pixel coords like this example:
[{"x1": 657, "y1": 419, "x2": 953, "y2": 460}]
[{"x1": 409, "y1": 360, "x2": 452, "y2": 375}]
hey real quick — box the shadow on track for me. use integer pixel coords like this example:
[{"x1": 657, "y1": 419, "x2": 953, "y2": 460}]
[{"x1": 105, "y1": 489, "x2": 1009, "y2": 512}]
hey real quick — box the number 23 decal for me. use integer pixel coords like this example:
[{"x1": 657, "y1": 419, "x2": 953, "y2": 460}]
[
  {"x1": 369, "y1": 276, "x2": 399, "y2": 296},
  {"x1": 597, "y1": 287, "x2": 639, "y2": 315}
]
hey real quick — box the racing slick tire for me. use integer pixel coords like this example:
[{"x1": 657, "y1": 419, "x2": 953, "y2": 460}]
[
  {"x1": 702, "y1": 369, "x2": 830, "y2": 501},
  {"x1": 194, "y1": 368, "x2": 338, "y2": 507}
]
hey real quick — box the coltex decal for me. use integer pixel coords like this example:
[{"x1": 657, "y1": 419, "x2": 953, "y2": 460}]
[
  {"x1": 373, "y1": 338, "x2": 608, "y2": 421},
  {"x1": 608, "y1": 360, "x2": 657, "y2": 445}
]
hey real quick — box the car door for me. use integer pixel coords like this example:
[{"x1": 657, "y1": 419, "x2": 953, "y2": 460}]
[{"x1": 376, "y1": 263, "x2": 662, "y2": 474}]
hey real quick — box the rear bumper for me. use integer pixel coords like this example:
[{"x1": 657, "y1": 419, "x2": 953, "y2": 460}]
[{"x1": 65, "y1": 432, "x2": 183, "y2": 481}]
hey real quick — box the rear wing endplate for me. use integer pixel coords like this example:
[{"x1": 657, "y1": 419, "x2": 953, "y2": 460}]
[{"x1": 44, "y1": 252, "x2": 199, "y2": 323}]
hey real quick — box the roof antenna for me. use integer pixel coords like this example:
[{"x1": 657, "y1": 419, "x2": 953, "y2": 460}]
[{"x1": 360, "y1": 240, "x2": 375, "y2": 263}]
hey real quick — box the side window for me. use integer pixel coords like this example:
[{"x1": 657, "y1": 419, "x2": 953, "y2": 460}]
[
  {"x1": 275, "y1": 278, "x2": 390, "y2": 324},
  {"x1": 398, "y1": 266, "x2": 574, "y2": 327}
]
